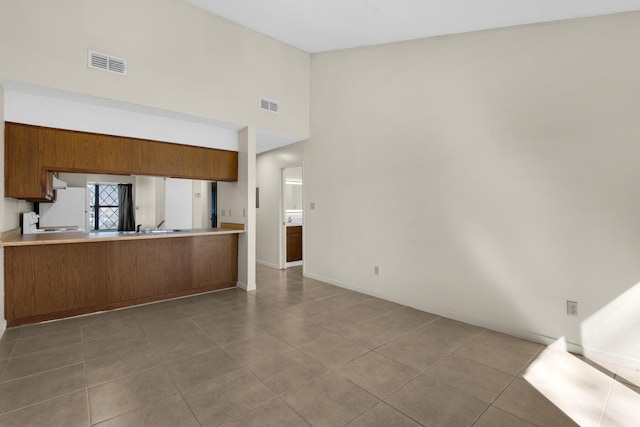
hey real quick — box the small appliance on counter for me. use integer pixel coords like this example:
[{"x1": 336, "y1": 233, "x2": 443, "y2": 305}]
[{"x1": 22, "y1": 211, "x2": 83, "y2": 235}]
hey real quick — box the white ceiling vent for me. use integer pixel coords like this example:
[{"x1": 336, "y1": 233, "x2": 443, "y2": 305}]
[
  {"x1": 88, "y1": 50, "x2": 127, "y2": 76},
  {"x1": 259, "y1": 97, "x2": 279, "y2": 113}
]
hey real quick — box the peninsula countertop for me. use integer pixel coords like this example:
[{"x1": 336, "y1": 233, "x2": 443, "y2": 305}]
[{"x1": 0, "y1": 226, "x2": 244, "y2": 247}]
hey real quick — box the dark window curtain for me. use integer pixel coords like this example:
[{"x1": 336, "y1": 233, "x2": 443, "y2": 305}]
[{"x1": 118, "y1": 184, "x2": 135, "y2": 231}]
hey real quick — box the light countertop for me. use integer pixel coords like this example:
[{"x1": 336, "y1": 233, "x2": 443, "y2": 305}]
[{"x1": 0, "y1": 227, "x2": 244, "y2": 247}]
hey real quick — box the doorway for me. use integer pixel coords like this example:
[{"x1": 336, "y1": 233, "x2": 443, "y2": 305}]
[{"x1": 281, "y1": 166, "x2": 303, "y2": 269}]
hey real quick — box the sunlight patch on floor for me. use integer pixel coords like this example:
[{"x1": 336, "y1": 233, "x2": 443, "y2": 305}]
[{"x1": 523, "y1": 338, "x2": 640, "y2": 427}]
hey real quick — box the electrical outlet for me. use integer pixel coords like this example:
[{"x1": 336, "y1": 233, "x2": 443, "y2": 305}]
[
  {"x1": 374, "y1": 266, "x2": 379, "y2": 275},
  {"x1": 567, "y1": 300, "x2": 578, "y2": 316},
  {"x1": 221, "y1": 209, "x2": 226, "y2": 217},
  {"x1": 310, "y1": 202, "x2": 315, "y2": 210},
  {"x1": 243, "y1": 208, "x2": 246, "y2": 217}
]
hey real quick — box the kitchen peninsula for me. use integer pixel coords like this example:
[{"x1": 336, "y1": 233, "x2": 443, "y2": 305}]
[
  {"x1": 3, "y1": 122, "x2": 244, "y2": 326},
  {"x1": 1, "y1": 227, "x2": 243, "y2": 326}
]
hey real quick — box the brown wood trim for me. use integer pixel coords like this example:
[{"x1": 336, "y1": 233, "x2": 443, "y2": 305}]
[
  {"x1": 7, "y1": 282, "x2": 236, "y2": 327},
  {"x1": 4, "y1": 122, "x2": 239, "y2": 200},
  {"x1": 220, "y1": 222, "x2": 245, "y2": 230},
  {"x1": 5, "y1": 233, "x2": 239, "y2": 325}
]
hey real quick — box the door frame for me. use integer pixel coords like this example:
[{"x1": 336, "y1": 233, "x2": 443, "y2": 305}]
[{"x1": 279, "y1": 164, "x2": 303, "y2": 269}]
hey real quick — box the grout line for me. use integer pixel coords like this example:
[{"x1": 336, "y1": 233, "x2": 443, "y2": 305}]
[
  {"x1": 597, "y1": 376, "x2": 617, "y2": 427},
  {"x1": 82, "y1": 360, "x2": 92, "y2": 426},
  {"x1": 0, "y1": 389, "x2": 88, "y2": 419}
]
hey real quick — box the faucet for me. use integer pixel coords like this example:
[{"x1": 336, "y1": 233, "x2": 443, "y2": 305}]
[
  {"x1": 136, "y1": 224, "x2": 142, "y2": 233},
  {"x1": 287, "y1": 216, "x2": 292, "y2": 223},
  {"x1": 156, "y1": 220, "x2": 165, "y2": 230}
]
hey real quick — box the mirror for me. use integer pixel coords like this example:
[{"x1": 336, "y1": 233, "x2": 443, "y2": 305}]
[
  {"x1": 54, "y1": 173, "x2": 213, "y2": 231},
  {"x1": 284, "y1": 166, "x2": 303, "y2": 212}
]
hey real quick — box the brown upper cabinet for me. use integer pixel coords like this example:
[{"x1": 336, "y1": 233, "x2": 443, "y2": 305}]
[{"x1": 4, "y1": 122, "x2": 238, "y2": 202}]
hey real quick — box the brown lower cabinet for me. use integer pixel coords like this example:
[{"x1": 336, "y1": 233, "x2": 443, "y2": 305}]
[
  {"x1": 4, "y1": 234, "x2": 238, "y2": 326},
  {"x1": 286, "y1": 226, "x2": 303, "y2": 262}
]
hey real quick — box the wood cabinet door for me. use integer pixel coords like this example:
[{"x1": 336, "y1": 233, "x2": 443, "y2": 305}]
[{"x1": 286, "y1": 226, "x2": 303, "y2": 262}]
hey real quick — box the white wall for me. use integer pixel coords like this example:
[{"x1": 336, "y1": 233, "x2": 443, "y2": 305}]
[
  {"x1": 0, "y1": 0, "x2": 310, "y2": 139},
  {"x1": 164, "y1": 178, "x2": 193, "y2": 229},
  {"x1": 192, "y1": 180, "x2": 211, "y2": 229},
  {"x1": 306, "y1": 12, "x2": 640, "y2": 367},
  {"x1": 0, "y1": 84, "x2": 32, "y2": 336},
  {"x1": 256, "y1": 142, "x2": 304, "y2": 268},
  {"x1": 134, "y1": 175, "x2": 159, "y2": 230},
  {"x1": 4, "y1": 88, "x2": 239, "y2": 152}
]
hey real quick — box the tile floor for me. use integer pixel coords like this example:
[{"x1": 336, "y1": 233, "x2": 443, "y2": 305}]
[{"x1": 0, "y1": 265, "x2": 637, "y2": 426}]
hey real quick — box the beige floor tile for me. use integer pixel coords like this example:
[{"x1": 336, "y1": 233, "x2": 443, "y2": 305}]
[
  {"x1": 218, "y1": 398, "x2": 309, "y2": 427},
  {"x1": 421, "y1": 354, "x2": 513, "y2": 403},
  {"x1": 18, "y1": 318, "x2": 82, "y2": 339},
  {"x1": 339, "y1": 308, "x2": 438, "y2": 349},
  {"x1": 183, "y1": 368, "x2": 275, "y2": 426},
  {"x1": 0, "y1": 341, "x2": 15, "y2": 361},
  {"x1": 1, "y1": 328, "x2": 22, "y2": 342},
  {"x1": 85, "y1": 344, "x2": 160, "y2": 386},
  {"x1": 144, "y1": 319, "x2": 218, "y2": 363},
  {"x1": 0, "y1": 390, "x2": 89, "y2": 427},
  {"x1": 82, "y1": 332, "x2": 148, "y2": 361},
  {"x1": 11, "y1": 329, "x2": 82, "y2": 357},
  {"x1": 312, "y1": 303, "x2": 390, "y2": 332},
  {"x1": 336, "y1": 352, "x2": 419, "y2": 399},
  {"x1": 88, "y1": 366, "x2": 178, "y2": 424},
  {"x1": 346, "y1": 402, "x2": 421, "y2": 427},
  {"x1": 314, "y1": 293, "x2": 368, "y2": 311},
  {"x1": 360, "y1": 297, "x2": 406, "y2": 312},
  {"x1": 95, "y1": 394, "x2": 199, "y2": 427},
  {"x1": 283, "y1": 372, "x2": 378, "y2": 427},
  {"x1": 599, "y1": 382, "x2": 640, "y2": 427},
  {"x1": 493, "y1": 377, "x2": 578, "y2": 426},
  {"x1": 81, "y1": 318, "x2": 143, "y2": 341},
  {"x1": 2, "y1": 342, "x2": 84, "y2": 381},
  {"x1": 385, "y1": 372, "x2": 488, "y2": 427},
  {"x1": 262, "y1": 317, "x2": 332, "y2": 346},
  {"x1": 191, "y1": 308, "x2": 249, "y2": 329},
  {"x1": 0, "y1": 364, "x2": 86, "y2": 414},
  {"x1": 574, "y1": 355, "x2": 619, "y2": 378},
  {"x1": 247, "y1": 308, "x2": 303, "y2": 329},
  {"x1": 616, "y1": 365, "x2": 640, "y2": 387},
  {"x1": 298, "y1": 334, "x2": 369, "y2": 368},
  {"x1": 223, "y1": 331, "x2": 294, "y2": 365},
  {"x1": 245, "y1": 349, "x2": 328, "y2": 394},
  {"x1": 377, "y1": 318, "x2": 483, "y2": 371},
  {"x1": 286, "y1": 300, "x2": 339, "y2": 318},
  {"x1": 455, "y1": 330, "x2": 542, "y2": 375},
  {"x1": 165, "y1": 347, "x2": 242, "y2": 393},
  {"x1": 203, "y1": 318, "x2": 266, "y2": 346},
  {"x1": 472, "y1": 406, "x2": 535, "y2": 427}
]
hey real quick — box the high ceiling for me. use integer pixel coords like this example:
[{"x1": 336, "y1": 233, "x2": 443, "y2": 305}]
[{"x1": 184, "y1": 0, "x2": 640, "y2": 53}]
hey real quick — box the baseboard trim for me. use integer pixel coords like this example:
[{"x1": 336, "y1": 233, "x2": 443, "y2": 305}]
[
  {"x1": 236, "y1": 281, "x2": 256, "y2": 292},
  {"x1": 286, "y1": 260, "x2": 303, "y2": 268},
  {"x1": 256, "y1": 259, "x2": 281, "y2": 269}
]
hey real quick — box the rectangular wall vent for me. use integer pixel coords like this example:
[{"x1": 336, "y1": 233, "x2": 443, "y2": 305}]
[
  {"x1": 88, "y1": 50, "x2": 127, "y2": 75},
  {"x1": 259, "y1": 97, "x2": 279, "y2": 113}
]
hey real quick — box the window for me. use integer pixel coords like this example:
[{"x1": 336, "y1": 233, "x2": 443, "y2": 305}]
[{"x1": 88, "y1": 183, "x2": 119, "y2": 231}]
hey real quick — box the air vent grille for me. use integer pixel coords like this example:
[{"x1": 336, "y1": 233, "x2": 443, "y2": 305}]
[
  {"x1": 259, "y1": 97, "x2": 279, "y2": 113},
  {"x1": 88, "y1": 50, "x2": 127, "y2": 75}
]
